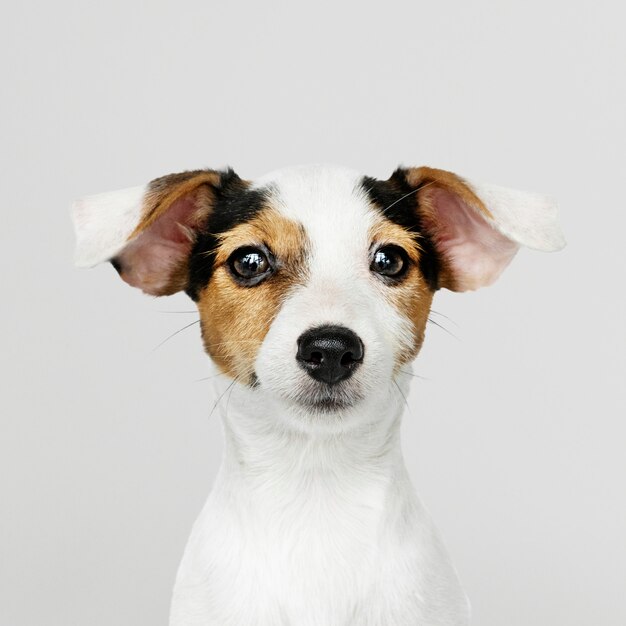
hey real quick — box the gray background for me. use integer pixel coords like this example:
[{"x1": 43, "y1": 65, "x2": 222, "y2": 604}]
[{"x1": 1, "y1": 1, "x2": 624, "y2": 625}]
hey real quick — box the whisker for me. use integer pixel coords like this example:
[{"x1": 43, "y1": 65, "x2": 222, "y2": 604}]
[
  {"x1": 224, "y1": 377, "x2": 238, "y2": 417},
  {"x1": 208, "y1": 378, "x2": 239, "y2": 420},
  {"x1": 381, "y1": 188, "x2": 420, "y2": 214},
  {"x1": 393, "y1": 379, "x2": 411, "y2": 414},
  {"x1": 194, "y1": 371, "x2": 227, "y2": 383},
  {"x1": 428, "y1": 317, "x2": 459, "y2": 340},
  {"x1": 206, "y1": 339, "x2": 262, "y2": 350},
  {"x1": 153, "y1": 320, "x2": 200, "y2": 350},
  {"x1": 156, "y1": 310, "x2": 198, "y2": 314},
  {"x1": 429, "y1": 309, "x2": 458, "y2": 327},
  {"x1": 398, "y1": 370, "x2": 429, "y2": 380},
  {"x1": 380, "y1": 180, "x2": 438, "y2": 215}
]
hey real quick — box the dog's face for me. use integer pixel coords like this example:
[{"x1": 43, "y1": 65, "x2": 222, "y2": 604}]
[
  {"x1": 192, "y1": 167, "x2": 435, "y2": 415},
  {"x1": 73, "y1": 164, "x2": 564, "y2": 423}
]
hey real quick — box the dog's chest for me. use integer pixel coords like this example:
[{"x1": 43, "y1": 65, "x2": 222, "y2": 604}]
[{"x1": 173, "y1": 473, "x2": 407, "y2": 624}]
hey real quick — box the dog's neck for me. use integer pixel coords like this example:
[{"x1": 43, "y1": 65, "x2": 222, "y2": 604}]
[{"x1": 210, "y1": 379, "x2": 412, "y2": 507}]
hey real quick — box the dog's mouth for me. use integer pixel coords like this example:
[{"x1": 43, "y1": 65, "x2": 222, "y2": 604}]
[{"x1": 291, "y1": 382, "x2": 364, "y2": 414}]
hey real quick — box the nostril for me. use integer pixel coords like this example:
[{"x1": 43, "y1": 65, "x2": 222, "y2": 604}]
[
  {"x1": 340, "y1": 351, "x2": 357, "y2": 367},
  {"x1": 309, "y1": 351, "x2": 323, "y2": 365}
]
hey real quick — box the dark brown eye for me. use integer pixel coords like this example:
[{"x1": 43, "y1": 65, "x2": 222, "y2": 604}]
[
  {"x1": 371, "y1": 245, "x2": 407, "y2": 279},
  {"x1": 228, "y1": 247, "x2": 272, "y2": 285}
]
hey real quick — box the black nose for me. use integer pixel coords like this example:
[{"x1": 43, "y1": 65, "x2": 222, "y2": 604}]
[{"x1": 296, "y1": 325, "x2": 364, "y2": 385}]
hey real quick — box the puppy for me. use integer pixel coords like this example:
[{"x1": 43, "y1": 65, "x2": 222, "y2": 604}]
[{"x1": 73, "y1": 164, "x2": 564, "y2": 626}]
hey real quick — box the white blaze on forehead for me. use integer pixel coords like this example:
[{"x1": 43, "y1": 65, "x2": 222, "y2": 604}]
[
  {"x1": 252, "y1": 166, "x2": 410, "y2": 427},
  {"x1": 252, "y1": 165, "x2": 376, "y2": 283}
]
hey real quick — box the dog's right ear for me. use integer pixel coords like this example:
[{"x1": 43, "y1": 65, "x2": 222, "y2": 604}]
[{"x1": 73, "y1": 169, "x2": 224, "y2": 296}]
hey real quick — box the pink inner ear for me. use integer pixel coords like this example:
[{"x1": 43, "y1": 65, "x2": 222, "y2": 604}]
[
  {"x1": 114, "y1": 195, "x2": 200, "y2": 296},
  {"x1": 426, "y1": 187, "x2": 519, "y2": 291}
]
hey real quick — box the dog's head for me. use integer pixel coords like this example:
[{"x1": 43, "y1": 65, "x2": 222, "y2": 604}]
[{"x1": 74, "y1": 165, "x2": 564, "y2": 425}]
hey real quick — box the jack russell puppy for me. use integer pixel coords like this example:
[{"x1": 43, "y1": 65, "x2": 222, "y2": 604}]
[{"x1": 73, "y1": 164, "x2": 565, "y2": 626}]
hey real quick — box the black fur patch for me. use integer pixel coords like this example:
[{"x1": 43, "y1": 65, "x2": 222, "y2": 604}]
[
  {"x1": 186, "y1": 169, "x2": 269, "y2": 301},
  {"x1": 110, "y1": 257, "x2": 123, "y2": 275},
  {"x1": 361, "y1": 170, "x2": 440, "y2": 290}
]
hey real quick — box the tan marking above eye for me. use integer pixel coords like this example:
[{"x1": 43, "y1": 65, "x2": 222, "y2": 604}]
[
  {"x1": 368, "y1": 221, "x2": 423, "y2": 264},
  {"x1": 213, "y1": 211, "x2": 307, "y2": 267},
  {"x1": 196, "y1": 208, "x2": 309, "y2": 383}
]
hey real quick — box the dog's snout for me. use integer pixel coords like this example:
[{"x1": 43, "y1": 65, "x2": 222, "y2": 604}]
[{"x1": 296, "y1": 325, "x2": 364, "y2": 385}]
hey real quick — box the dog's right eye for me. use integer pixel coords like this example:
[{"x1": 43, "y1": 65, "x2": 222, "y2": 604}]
[{"x1": 228, "y1": 246, "x2": 273, "y2": 286}]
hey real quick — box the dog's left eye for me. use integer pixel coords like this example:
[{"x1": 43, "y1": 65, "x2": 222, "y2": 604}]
[
  {"x1": 371, "y1": 245, "x2": 407, "y2": 279},
  {"x1": 228, "y1": 246, "x2": 273, "y2": 285}
]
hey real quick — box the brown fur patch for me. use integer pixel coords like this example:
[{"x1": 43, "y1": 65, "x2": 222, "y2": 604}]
[
  {"x1": 368, "y1": 218, "x2": 434, "y2": 368},
  {"x1": 196, "y1": 208, "x2": 309, "y2": 383}
]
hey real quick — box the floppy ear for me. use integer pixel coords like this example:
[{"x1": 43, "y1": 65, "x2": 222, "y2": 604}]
[
  {"x1": 72, "y1": 169, "x2": 223, "y2": 296},
  {"x1": 402, "y1": 167, "x2": 566, "y2": 291}
]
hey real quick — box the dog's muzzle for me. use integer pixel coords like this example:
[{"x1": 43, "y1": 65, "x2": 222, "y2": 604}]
[{"x1": 296, "y1": 325, "x2": 364, "y2": 385}]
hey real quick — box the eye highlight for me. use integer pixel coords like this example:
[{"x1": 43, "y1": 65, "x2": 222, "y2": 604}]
[
  {"x1": 228, "y1": 246, "x2": 273, "y2": 286},
  {"x1": 370, "y1": 245, "x2": 408, "y2": 280}
]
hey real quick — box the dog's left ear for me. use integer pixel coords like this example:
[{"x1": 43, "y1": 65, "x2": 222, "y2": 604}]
[
  {"x1": 401, "y1": 167, "x2": 566, "y2": 291},
  {"x1": 73, "y1": 169, "x2": 223, "y2": 295}
]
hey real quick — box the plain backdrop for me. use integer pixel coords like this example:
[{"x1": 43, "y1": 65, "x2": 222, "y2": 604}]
[{"x1": 1, "y1": 1, "x2": 625, "y2": 625}]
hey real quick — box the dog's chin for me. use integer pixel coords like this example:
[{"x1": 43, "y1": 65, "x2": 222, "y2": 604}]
[
  {"x1": 289, "y1": 382, "x2": 364, "y2": 417},
  {"x1": 298, "y1": 395, "x2": 354, "y2": 414}
]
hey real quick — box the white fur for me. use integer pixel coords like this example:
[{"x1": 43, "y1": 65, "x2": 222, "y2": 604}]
[
  {"x1": 72, "y1": 185, "x2": 146, "y2": 267},
  {"x1": 73, "y1": 165, "x2": 565, "y2": 626},
  {"x1": 467, "y1": 180, "x2": 565, "y2": 252}
]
